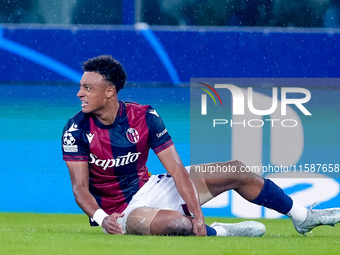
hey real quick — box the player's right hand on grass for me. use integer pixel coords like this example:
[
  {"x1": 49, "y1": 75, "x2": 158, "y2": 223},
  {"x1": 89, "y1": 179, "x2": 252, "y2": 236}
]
[
  {"x1": 192, "y1": 217, "x2": 207, "y2": 236},
  {"x1": 102, "y1": 213, "x2": 125, "y2": 235}
]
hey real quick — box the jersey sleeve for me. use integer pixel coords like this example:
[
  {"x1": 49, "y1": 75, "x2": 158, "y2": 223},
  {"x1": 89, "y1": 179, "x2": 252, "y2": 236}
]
[
  {"x1": 61, "y1": 117, "x2": 89, "y2": 161},
  {"x1": 146, "y1": 107, "x2": 173, "y2": 154}
]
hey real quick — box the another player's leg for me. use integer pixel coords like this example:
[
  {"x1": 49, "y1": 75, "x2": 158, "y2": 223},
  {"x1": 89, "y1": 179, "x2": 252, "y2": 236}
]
[{"x1": 192, "y1": 160, "x2": 340, "y2": 234}]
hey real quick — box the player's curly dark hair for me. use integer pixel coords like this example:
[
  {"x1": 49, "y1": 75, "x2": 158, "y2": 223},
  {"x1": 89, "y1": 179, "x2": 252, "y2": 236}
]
[{"x1": 82, "y1": 55, "x2": 127, "y2": 93}]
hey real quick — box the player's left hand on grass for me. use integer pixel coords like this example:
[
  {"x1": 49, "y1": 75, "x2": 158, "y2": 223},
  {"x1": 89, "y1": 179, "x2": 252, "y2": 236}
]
[
  {"x1": 192, "y1": 218, "x2": 207, "y2": 236},
  {"x1": 102, "y1": 213, "x2": 125, "y2": 235}
]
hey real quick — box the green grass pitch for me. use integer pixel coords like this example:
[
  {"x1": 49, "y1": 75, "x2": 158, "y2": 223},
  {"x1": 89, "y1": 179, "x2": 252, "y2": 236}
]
[{"x1": 1, "y1": 213, "x2": 340, "y2": 255}]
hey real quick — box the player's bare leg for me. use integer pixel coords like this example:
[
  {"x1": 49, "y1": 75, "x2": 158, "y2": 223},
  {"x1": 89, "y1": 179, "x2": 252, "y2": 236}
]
[
  {"x1": 126, "y1": 206, "x2": 265, "y2": 237},
  {"x1": 126, "y1": 207, "x2": 192, "y2": 236},
  {"x1": 150, "y1": 210, "x2": 265, "y2": 237},
  {"x1": 191, "y1": 160, "x2": 340, "y2": 234},
  {"x1": 149, "y1": 210, "x2": 193, "y2": 235},
  {"x1": 189, "y1": 160, "x2": 266, "y2": 236},
  {"x1": 190, "y1": 160, "x2": 264, "y2": 202},
  {"x1": 124, "y1": 161, "x2": 265, "y2": 237}
]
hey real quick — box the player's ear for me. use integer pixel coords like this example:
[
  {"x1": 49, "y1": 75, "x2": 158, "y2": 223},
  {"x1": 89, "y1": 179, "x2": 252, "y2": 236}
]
[{"x1": 106, "y1": 85, "x2": 116, "y2": 98}]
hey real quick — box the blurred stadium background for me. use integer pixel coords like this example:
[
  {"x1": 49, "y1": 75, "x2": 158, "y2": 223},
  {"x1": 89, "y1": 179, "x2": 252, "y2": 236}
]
[{"x1": 0, "y1": 0, "x2": 340, "y2": 218}]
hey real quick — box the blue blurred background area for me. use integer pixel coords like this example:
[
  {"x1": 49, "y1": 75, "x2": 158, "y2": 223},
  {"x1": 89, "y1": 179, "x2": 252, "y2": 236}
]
[{"x1": 1, "y1": 0, "x2": 340, "y2": 217}]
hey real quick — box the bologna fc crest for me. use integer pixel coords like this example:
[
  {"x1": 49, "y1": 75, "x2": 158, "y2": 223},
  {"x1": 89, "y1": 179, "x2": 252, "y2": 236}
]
[{"x1": 126, "y1": 128, "x2": 139, "y2": 144}]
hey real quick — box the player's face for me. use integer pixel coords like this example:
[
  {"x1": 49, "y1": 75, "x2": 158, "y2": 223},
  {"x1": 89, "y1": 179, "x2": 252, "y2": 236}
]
[{"x1": 77, "y1": 72, "x2": 115, "y2": 114}]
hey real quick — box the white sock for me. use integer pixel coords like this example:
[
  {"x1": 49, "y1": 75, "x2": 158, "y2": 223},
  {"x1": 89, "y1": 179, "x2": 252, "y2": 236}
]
[
  {"x1": 286, "y1": 201, "x2": 308, "y2": 225},
  {"x1": 213, "y1": 226, "x2": 227, "y2": 236}
]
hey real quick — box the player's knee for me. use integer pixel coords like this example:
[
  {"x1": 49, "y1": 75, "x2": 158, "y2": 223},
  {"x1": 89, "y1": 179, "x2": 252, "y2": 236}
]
[
  {"x1": 229, "y1": 160, "x2": 258, "y2": 178},
  {"x1": 164, "y1": 215, "x2": 192, "y2": 236},
  {"x1": 222, "y1": 160, "x2": 263, "y2": 187},
  {"x1": 126, "y1": 207, "x2": 161, "y2": 235},
  {"x1": 151, "y1": 210, "x2": 192, "y2": 236},
  {"x1": 230, "y1": 160, "x2": 245, "y2": 171}
]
